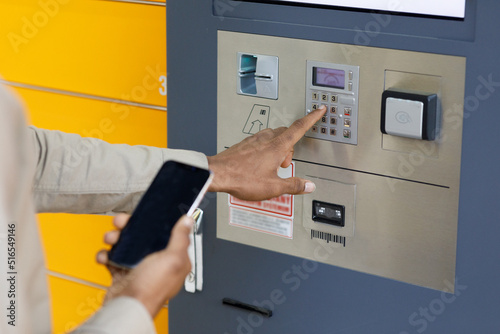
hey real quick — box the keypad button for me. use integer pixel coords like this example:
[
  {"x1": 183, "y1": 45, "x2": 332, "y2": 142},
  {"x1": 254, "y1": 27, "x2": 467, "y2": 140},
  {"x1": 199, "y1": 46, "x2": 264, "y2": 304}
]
[
  {"x1": 339, "y1": 96, "x2": 355, "y2": 105},
  {"x1": 306, "y1": 76, "x2": 357, "y2": 144}
]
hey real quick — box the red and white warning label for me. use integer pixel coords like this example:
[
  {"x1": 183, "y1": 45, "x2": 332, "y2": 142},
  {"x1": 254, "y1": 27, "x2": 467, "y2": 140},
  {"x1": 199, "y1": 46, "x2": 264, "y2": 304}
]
[{"x1": 228, "y1": 163, "x2": 294, "y2": 239}]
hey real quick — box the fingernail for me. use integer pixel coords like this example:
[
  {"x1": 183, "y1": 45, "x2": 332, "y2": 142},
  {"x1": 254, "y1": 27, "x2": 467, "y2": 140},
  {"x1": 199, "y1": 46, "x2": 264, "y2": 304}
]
[
  {"x1": 304, "y1": 181, "x2": 316, "y2": 193},
  {"x1": 320, "y1": 105, "x2": 326, "y2": 110},
  {"x1": 183, "y1": 216, "x2": 195, "y2": 228}
]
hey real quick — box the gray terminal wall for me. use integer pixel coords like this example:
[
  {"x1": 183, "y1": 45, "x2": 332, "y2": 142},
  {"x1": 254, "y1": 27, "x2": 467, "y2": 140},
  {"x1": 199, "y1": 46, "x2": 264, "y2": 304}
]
[{"x1": 167, "y1": 1, "x2": 500, "y2": 333}]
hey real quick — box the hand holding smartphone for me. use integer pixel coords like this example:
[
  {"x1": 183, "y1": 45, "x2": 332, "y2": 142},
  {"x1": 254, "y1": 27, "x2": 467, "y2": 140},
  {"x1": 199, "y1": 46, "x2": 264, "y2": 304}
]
[{"x1": 107, "y1": 160, "x2": 212, "y2": 269}]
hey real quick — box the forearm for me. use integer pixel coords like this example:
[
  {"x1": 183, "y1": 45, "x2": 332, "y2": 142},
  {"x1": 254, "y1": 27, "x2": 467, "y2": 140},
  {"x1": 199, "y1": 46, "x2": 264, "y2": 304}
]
[{"x1": 30, "y1": 127, "x2": 208, "y2": 214}]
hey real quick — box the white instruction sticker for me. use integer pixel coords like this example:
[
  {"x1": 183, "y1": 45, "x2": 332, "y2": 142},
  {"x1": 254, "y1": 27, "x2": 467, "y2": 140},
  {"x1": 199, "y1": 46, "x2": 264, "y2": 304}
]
[
  {"x1": 228, "y1": 163, "x2": 294, "y2": 239},
  {"x1": 229, "y1": 207, "x2": 293, "y2": 238}
]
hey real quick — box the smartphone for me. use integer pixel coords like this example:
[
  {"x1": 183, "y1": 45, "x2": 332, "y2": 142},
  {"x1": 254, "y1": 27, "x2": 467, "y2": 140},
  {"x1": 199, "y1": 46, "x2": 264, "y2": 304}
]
[{"x1": 107, "y1": 160, "x2": 213, "y2": 269}]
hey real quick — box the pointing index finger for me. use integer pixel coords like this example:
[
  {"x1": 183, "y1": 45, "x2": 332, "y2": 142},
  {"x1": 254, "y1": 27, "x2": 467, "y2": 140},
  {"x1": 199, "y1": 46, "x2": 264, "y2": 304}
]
[{"x1": 277, "y1": 106, "x2": 327, "y2": 148}]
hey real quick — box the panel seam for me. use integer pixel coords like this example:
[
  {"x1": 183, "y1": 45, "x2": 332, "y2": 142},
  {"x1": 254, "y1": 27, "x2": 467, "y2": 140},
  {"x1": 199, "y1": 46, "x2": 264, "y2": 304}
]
[
  {"x1": 0, "y1": 79, "x2": 167, "y2": 112},
  {"x1": 46, "y1": 270, "x2": 170, "y2": 307}
]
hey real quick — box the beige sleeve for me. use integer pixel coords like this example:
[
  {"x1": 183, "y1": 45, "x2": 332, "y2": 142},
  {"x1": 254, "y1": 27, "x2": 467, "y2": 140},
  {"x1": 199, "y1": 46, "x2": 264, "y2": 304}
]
[
  {"x1": 71, "y1": 297, "x2": 156, "y2": 334},
  {"x1": 29, "y1": 126, "x2": 208, "y2": 214}
]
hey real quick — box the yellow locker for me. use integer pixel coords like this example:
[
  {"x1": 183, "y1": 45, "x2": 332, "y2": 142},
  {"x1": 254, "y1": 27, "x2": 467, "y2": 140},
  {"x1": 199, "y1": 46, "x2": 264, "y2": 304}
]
[
  {"x1": 2, "y1": 0, "x2": 170, "y2": 331},
  {"x1": 0, "y1": 0, "x2": 167, "y2": 107},
  {"x1": 48, "y1": 275, "x2": 169, "y2": 334},
  {"x1": 39, "y1": 213, "x2": 114, "y2": 286},
  {"x1": 14, "y1": 86, "x2": 167, "y2": 146}
]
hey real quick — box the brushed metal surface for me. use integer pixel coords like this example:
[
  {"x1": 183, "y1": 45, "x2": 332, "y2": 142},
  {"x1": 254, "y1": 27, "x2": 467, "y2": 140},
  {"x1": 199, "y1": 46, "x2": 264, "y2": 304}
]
[{"x1": 217, "y1": 31, "x2": 465, "y2": 292}]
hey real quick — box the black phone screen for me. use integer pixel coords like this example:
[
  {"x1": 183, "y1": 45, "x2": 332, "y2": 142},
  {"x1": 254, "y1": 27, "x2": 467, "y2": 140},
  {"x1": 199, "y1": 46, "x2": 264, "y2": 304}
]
[{"x1": 107, "y1": 160, "x2": 211, "y2": 268}]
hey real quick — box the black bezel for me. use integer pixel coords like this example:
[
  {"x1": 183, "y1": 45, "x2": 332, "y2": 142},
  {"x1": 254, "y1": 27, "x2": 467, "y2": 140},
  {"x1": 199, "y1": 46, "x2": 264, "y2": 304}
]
[
  {"x1": 312, "y1": 200, "x2": 345, "y2": 227},
  {"x1": 380, "y1": 89, "x2": 438, "y2": 140}
]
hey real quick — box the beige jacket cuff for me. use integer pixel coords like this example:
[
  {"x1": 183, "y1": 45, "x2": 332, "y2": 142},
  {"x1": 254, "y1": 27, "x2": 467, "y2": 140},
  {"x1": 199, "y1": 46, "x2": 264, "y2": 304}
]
[{"x1": 72, "y1": 296, "x2": 156, "y2": 334}]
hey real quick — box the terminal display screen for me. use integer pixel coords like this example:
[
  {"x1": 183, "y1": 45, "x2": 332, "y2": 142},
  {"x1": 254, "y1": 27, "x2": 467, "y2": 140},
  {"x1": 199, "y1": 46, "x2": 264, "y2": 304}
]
[
  {"x1": 263, "y1": 0, "x2": 466, "y2": 18},
  {"x1": 313, "y1": 67, "x2": 345, "y2": 89}
]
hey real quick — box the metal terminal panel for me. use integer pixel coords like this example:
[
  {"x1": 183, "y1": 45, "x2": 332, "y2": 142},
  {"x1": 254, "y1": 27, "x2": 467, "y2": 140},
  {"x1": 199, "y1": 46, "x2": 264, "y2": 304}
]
[{"x1": 217, "y1": 31, "x2": 465, "y2": 292}]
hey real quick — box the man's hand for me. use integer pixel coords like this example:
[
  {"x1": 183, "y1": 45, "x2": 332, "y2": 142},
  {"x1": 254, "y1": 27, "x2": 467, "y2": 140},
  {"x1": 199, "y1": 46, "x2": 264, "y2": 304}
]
[
  {"x1": 96, "y1": 214, "x2": 193, "y2": 318},
  {"x1": 207, "y1": 106, "x2": 327, "y2": 201}
]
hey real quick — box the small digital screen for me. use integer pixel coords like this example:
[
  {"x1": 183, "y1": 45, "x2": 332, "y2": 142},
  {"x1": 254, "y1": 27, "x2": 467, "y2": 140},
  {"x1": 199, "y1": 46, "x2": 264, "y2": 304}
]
[{"x1": 313, "y1": 67, "x2": 345, "y2": 89}]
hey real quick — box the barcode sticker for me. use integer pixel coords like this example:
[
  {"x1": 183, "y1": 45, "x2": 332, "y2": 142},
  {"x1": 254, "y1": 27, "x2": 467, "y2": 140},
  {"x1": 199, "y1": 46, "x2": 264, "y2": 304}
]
[{"x1": 311, "y1": 229, "x2": 346, "y2": 247}]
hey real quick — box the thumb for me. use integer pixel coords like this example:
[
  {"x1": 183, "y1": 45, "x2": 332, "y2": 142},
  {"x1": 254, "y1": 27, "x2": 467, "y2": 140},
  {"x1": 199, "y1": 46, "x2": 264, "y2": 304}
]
[
  {"x1": 164, "y1": 215, "x2": 194, "y2": 252},
  {"x1": 275, "y1": 177, "x2": 316, "y2": 196}
]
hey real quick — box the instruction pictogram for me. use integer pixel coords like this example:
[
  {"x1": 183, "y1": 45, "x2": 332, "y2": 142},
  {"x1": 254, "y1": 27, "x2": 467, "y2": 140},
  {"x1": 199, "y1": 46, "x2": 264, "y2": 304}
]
[{"x1": 243, "y1": 104, "x2": 270, "y2": 134}]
